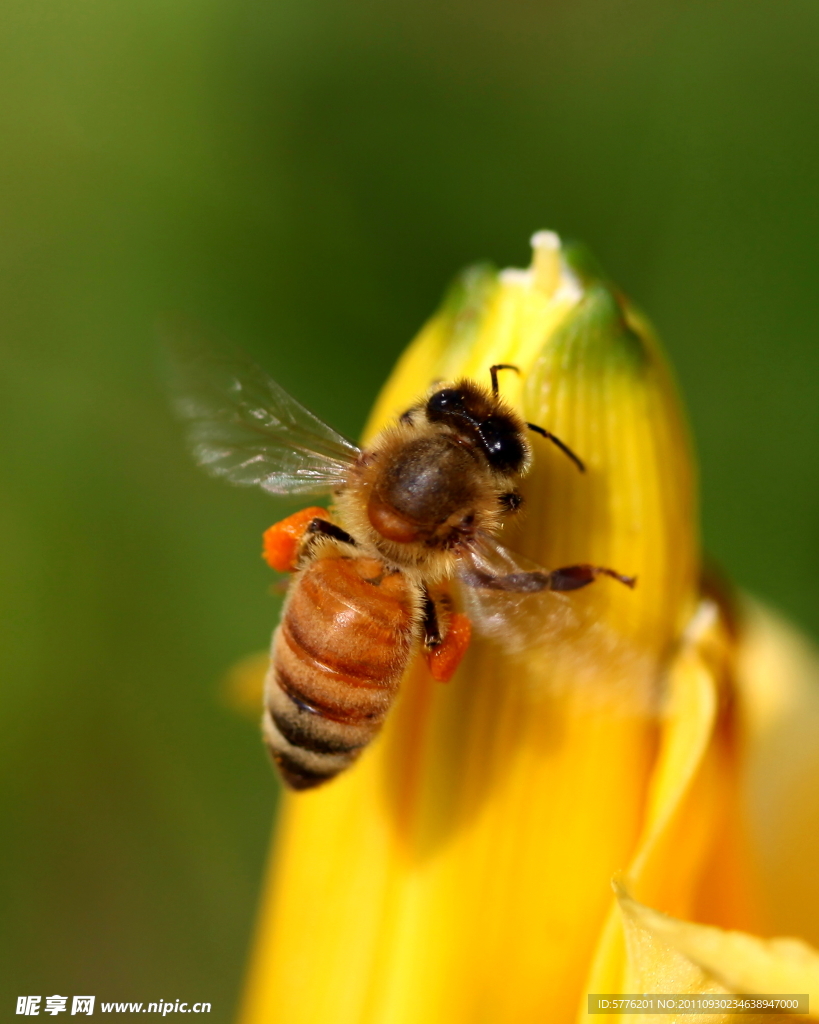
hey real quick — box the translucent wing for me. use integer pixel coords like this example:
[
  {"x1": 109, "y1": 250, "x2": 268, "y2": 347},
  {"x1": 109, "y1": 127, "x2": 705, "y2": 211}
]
[
  {"x1": 163, "y1": 322, "x2": 361, "y2": 496},
  {"x1": 455, "y1": 533, "x2": 580, "y2": 652}
]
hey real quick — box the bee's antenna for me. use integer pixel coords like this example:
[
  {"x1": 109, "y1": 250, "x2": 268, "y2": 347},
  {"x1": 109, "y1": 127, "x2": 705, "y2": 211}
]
[
  {"x1": 489, "y1": 364, "x2": 520, "y2": 396},
  {"x1": 526, "y1": 423, "x2": 586, "y2": 473}
]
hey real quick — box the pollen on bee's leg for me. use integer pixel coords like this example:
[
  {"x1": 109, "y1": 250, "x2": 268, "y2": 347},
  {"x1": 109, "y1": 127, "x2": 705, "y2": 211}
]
[
  {"x1": 262, "y1": 507, "x2": 330, "y2": 573},
  {"x1": 425, "y1": 613, "x2": 472, "y2": 683}
]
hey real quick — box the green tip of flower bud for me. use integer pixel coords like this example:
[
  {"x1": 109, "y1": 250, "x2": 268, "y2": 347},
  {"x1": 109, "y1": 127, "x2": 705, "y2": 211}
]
[
  {"x1": 560, "y1": 239, "x2": 610, "y2": 287},
  {"x1": 540, "y1": 283, "x2": 649, "y2": 377},
  {"x1": 440, "y1": 261, "x2": 498, "y2": 319}
]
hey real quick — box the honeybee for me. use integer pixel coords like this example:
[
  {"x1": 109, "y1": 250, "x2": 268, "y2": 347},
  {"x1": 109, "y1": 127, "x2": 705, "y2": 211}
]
[{"x1": 169, "y1": 344, "x2": 635, "y2": 790}]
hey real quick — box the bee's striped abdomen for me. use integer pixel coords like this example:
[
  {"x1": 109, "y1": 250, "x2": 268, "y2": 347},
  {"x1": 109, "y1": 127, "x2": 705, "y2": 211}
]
[{"x1": 263, "y1": 555, "x2": 416, "y2": 789}]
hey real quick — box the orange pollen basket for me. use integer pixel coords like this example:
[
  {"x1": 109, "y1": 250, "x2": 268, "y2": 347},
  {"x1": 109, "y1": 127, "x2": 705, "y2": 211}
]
[
  {"x1": 262, "y1": 507, "x2": 329, "y2": 573},
  {"x1": 425, "y1": 612, "x2": 472, "y2": 682}
]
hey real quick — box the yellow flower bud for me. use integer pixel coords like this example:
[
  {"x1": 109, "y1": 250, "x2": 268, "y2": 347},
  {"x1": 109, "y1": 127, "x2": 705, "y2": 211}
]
[{"x1": 239, "y1": 232, "x2": 819, "y2": 1024}]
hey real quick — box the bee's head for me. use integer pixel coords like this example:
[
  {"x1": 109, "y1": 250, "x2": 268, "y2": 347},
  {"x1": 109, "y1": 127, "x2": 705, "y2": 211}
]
[{"x1": 424, "y1": 382, "x2": 529, "y2": 475}]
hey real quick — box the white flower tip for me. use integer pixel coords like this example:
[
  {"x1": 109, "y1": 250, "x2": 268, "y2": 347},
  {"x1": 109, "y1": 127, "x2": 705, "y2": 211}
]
[
  {"x1": 530, "y1": 230, "x2": 562, "y2": 297},
  {"x1": 530, "y1": 229, "x2": 561, "y2": 252},
  {"x1": 498, "y1": 229, "x2": 583, "y2": 305}
]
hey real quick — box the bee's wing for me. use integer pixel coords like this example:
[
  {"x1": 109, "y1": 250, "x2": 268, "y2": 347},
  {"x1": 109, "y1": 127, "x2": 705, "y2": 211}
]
[
  {"x1": 455, "y1": 533, "x2": 580, "y2": 652},
  {"x1": 163, "y1": 322, "x2": 361, "y2": 496}
]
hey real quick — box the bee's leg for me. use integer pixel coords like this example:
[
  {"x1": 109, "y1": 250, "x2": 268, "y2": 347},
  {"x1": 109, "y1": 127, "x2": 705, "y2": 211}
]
[
  {"x1": 545, "y1": 565, "x2": 636, "y2": 590},
  {"x1": 421, "y1": 593, "x2": 440, "y2": 646},
  {"x1": 422, "y1": 588, "x2": 472, "y2": 683},
  {"x1": 262, "y1": 507, "x2": 331, "y2": 573},
  {"x1": 305, "y1": 517, "x2": 357, "y2": 547},
  {"x1": 399, "y1": 401, "x2": 426, "y2": 426},
  {"x1": 462, "y1": 565, "x2": 636, "y2": 592}
]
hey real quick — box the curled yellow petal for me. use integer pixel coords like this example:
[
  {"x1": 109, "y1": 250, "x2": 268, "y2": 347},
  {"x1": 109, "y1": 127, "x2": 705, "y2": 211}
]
[
  {"x1": 580, "y1": 593, "x2": 819, "y2": 1023},
  {"x1": 579, "y1": 593, "x2": 757, "y2": 1017},
  {"x1": 615, "y1": 882, "x2": 819, "y2": 1022}
]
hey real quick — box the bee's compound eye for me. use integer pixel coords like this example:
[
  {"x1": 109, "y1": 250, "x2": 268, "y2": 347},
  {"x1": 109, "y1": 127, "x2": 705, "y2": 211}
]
[
  {"x1": 426, "y1": 388, "x2": 464, "y2": 420},
  {"x1": 479, "y1": 418, "x2": 526, "y2": 472}
]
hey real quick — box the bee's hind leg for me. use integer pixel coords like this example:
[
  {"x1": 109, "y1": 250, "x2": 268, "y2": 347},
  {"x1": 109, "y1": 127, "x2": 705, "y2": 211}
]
[
  {"x1": 261, "y1": 507, "x2": 331, "y2": 573},
  {"x1": 305, "y1": 517, "x2": 357, "y2": 547},
  {"x1": 422, "y1": 588, "x2": 472, "y2": 683}
]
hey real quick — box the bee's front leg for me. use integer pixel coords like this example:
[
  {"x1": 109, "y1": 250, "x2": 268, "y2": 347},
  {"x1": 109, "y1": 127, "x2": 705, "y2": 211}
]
[
  {"x1": 422, "y1": 588, "x2": 472, "y2": 683},
  {"x1": 461, "y1": 564, "x2": 636, "y2": 592},
  {"x1": 544, "y1": 564, "x2": 636, "y2": 590}
]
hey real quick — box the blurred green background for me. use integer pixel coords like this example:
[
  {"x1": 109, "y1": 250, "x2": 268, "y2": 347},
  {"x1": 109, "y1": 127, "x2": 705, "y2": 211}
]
[{"x1": 2, "y1": 0, "x2": 818, "y2": 1017}]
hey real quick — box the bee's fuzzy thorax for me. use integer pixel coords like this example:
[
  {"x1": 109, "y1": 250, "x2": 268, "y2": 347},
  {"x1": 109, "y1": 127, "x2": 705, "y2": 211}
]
[{"x1": 332, "y1": 379, "x2": 531, "y2": 582}]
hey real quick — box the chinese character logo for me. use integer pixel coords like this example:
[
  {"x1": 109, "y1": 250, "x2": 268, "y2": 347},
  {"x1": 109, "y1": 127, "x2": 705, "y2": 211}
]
[
  {"x1": 44, "y1": 996, "x2": 68, "y2": 1016},
  {"x1": 70, "y1": 997, "x2": 94, "y2": 1016}
]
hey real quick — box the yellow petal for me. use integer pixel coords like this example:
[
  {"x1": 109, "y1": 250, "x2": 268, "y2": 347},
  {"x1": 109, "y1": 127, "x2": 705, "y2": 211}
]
[
  {"x1": 580, "y1": 596, "x2": 761, "y2": 1021},
  {"x1": 614, "y1": 883, "x2": 819, "y2": 1023},
  {"x1": 735, "y1": 602, "x2": 819, "y2": 946},
  {"x1": 241, "y1": 232, "x2": 700, "y2": 1024}
]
